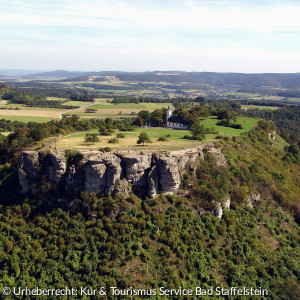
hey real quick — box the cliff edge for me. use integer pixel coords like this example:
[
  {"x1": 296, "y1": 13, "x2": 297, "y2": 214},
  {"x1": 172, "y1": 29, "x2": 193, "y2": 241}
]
[{"x1": 17, "y1": 146, "x2": 227, "y2": 198}]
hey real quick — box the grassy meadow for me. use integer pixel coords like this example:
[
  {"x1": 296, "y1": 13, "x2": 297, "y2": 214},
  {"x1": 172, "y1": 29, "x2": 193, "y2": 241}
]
[{"x1": 48, "y1": 116, "x2": 258, "y2": 151}]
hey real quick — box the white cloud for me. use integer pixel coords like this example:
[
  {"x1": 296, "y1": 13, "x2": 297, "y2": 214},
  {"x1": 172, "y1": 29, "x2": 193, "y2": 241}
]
[{"x1": 0, "y1": 0, "x2": 300, "y2": 71}]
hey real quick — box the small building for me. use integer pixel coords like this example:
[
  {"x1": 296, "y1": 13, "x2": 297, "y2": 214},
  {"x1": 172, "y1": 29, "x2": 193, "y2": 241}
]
[
  {"x1": 166, "y1": 107, "x2": 188, "y2": 129},
  {"x1": 167, "y1": 115, "x2": 189, "y2": 129}
]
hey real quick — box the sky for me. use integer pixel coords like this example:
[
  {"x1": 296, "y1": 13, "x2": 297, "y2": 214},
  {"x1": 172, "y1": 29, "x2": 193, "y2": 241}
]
[{"x1": 1, "y1": 0, "x2": 300, "y2": 73}]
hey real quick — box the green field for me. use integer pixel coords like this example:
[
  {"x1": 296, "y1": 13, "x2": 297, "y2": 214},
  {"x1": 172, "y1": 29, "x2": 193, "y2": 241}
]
[
  {"x1": 241, "y1": 105, "x2": 279, "y2": 110},
  {"x1": 200, "y1": 117, "x2": 258, "y2": 135}
]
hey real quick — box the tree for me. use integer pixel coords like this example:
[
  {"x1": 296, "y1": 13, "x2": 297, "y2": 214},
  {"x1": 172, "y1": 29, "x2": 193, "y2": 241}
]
[
  {"x1": 150, "y1": 109, "x2": 165, "y2": 126},
  {"x1": 190, "y1": 123, "x2": 206, "y2": 140},
  {"x1": 137, "y1": 132, "x2": 152, "y2": 146},
  {"x1": 138, "y1": 110, "x2": 151, "y2": 124}
]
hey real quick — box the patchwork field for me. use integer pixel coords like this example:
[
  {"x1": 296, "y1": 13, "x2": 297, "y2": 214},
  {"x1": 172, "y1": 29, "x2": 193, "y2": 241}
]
[
  {"x1": 0, "y1": 99, "x2": 173, "y2": 122},
  {"x1": 69, "y1": 102, "x2": 173, "y2": 119}
]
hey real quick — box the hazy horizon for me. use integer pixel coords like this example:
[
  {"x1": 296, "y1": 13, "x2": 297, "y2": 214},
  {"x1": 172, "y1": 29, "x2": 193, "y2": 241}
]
[
  {"x1": 1, "y1": 0, "x2": 300, "y2": 73},
  {"x1": 2, "y1": 69, "x2": 300, "y2": 77}
]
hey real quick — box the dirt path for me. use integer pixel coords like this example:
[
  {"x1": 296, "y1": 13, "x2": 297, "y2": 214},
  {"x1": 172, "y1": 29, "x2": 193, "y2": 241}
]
[{"x1": 60, "y1": 103, "x2": 94, "y2": 118}]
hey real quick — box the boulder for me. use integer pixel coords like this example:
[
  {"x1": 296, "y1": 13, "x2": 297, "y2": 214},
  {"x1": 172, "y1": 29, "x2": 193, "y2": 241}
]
[
  {"x1": 223, "y1": 197, "x2": 231, "y2": 210},
  {"x1": 212, "y1": 202, "x2": 223, "y2": 219}
]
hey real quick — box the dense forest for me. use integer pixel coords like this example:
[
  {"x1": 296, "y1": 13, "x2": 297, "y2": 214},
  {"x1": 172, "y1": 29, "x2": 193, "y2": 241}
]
[{"x1": 2, "y1": 83, "x2": 95, "y2": 103}]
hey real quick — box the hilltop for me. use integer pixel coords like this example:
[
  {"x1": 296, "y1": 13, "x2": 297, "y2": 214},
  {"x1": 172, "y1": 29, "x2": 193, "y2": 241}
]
[{"x1": 0, "y1": 120, "x2": 299, "y2": 299}]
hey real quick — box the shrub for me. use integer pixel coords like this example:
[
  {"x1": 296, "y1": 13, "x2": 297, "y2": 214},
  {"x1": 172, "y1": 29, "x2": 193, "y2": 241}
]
[
  {"x1": 84, "y1": 133, "x2": 99, "y2": 144},
  {"x1": 158, "y1": 135, "x2": 169, "y2": 141},
  {"x1": 108, "y1": 138, "x2": 119, "y2": 144},
  {"x1": 116, "y1": 133, "x2": 125, "y2": 138},
  {"x1": 99, "y1": 147, "x2": 112, "y2": 152}
]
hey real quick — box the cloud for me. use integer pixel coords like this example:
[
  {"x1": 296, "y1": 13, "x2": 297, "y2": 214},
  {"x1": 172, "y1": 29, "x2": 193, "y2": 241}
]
[{"x1": 0, "y1": 0, "x2": 300, "y2": 71}]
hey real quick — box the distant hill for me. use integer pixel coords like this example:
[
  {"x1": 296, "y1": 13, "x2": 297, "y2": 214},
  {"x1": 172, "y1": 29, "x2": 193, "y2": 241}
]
[
  {"x1": 24, "y1": 70, "x2": 89, "y2": 80},
  {"x1": 56, "y1": 71, "x2": 300, "y2": 89},
  {"x1": 8, "y1": 70, "x2": 300, "y2": 89}
]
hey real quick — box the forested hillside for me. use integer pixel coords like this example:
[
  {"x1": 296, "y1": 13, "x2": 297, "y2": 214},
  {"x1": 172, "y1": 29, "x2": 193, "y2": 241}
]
[{"x1": 0, "y1": 120, "x2": 299, "y2": 299}]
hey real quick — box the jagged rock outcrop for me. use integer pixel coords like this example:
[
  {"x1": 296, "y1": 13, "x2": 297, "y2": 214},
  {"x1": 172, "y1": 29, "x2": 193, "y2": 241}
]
[
  {"x1": 17, "y1": 151, "x2": 40, "y2": 193},
  {"x1": 212, "y1": 197, "x2": 231, "y2": 219},
  {"x1": 43, "y1": 152, "x2": 66, "y2": 183},
  {"x1": 245, "y1": 192, "x2": 261, "y2": 208},
  {"x1": 156, "y1": 154, "x2": 190, "y2": 193},
  {"x1": 223, "y1": 197, "x2": 231, "y2": 210},
  {"x1": 118, "y1": 153, "x2": 152, "y2": 188},
  {"x1": 17, "y1": 147, "x2": 226, "y2": 199},
  {"x1": 205, "y1": 145, "x2": 227, "y2": 166},
  {"x1": 212, "y1": 202, "x2": 223, "y2": 219},
  {"x1": 81, "y1": 153, "x2": 122, "y2": 194},
  {"x1": 147, "y1": 166, "x2": 158, "y2": 198}
]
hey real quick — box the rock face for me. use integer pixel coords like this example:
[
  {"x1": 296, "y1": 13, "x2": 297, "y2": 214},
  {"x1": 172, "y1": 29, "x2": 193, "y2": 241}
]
[
  {"x1": 118, "y1": 154, "x2": 152, "y2": 189},
  {"x1": 43, "y1": 152, "x2": 66, "y2": 183},
  {"x1": 245, "y1": 192, "x2": 261, "y2": 208},
  {"x1": 212, "y1": 202, "x2": 223, "y2": 219},
  {"x1": 17, "y1": 147, "x2": 226, "y2": 198},
  {"x1": 17, "y1": 151, "x2": 40, "y2": 193},
  {"x1": 205, "y1": 145, "x2": 227, "y2": 166}
]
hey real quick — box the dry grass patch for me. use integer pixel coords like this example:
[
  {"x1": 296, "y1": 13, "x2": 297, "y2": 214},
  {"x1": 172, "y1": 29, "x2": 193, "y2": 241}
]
[
  {"x1": 55, "y1": 134, "x2": 199, "y2": 151},
  {"x1": 0, "y1": 109, "x2": 63, "y2": 118}
]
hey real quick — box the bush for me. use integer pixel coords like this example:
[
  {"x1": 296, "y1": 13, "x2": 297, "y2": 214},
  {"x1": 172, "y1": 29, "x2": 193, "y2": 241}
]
[
  {"x1": 116, "y1": 133, "x2": 125, "y2": 138},
  {"x1": 65, "y1": 150, "x2": 84, "y2": 165},
  {"x1": 99, "y1": 147, "x2": 112, "y2": 152},
  {"x1": 84, "y1": 133, "x2": 99, "y2": 144},
  {"x1": 108, "y1": 138, "x2": 119, "y2": 144},
  {"x1": 158, "y1": 135, "x2": 170, "y2": 141}
]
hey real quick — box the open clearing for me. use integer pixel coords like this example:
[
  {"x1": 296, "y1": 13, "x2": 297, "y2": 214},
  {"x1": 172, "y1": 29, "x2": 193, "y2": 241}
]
[
  {"x1": 200, "y1": 117, "x2": 258, "y2": 135},
  {"x1": 54, "y1": 128, "x2": 200, "y2": 151},
  {"x1": 51, "y1": 116, "x2": 258, "y2": 151}
]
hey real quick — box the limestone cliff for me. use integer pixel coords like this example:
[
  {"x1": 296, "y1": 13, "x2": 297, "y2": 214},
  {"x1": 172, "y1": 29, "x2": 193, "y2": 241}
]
[{"x1": 17, "y1": 146, "x2": 227, "y2": 199}]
